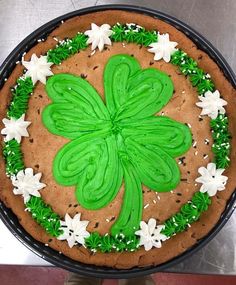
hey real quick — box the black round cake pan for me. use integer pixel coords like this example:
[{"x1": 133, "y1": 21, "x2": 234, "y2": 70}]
[{"x1": 0, "y1": 4, "x2": 236, "y2": 279}]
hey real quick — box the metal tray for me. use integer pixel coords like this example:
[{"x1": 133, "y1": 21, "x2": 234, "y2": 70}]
[{"x1": 0, "y1": 4, "x2": 235, "y2": 279}]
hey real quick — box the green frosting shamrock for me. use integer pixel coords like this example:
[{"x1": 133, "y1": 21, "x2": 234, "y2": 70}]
[{"x1": 42, "y1": 54, "x2": 192, "y2": 236}]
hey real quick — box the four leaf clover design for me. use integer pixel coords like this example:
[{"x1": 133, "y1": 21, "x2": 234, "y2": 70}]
[{"x1": 42, "y1": 54, "x2": 192, "y2": 237}]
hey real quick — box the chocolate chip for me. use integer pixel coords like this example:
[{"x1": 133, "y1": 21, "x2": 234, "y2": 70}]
[
  {"x1": 29, "y1": 138, "x2": 34, "y2": 143},
  {"x1": 176, "y1": 200, "x2": 181, "y2": 203},
  {"x1": 48, "y1": 239, "x2": 53, "y2": 243},
  {"x1": 198, "y1": 55, "x2": 203, "y2": 60},
  {"x1": 177, "y1": 193, "x2": 182, "y2": 196},
  {"x1": 181, "y1": 178, "x2": 187, "y2": 182},
  {"x1": 68, "y1": 204, "x2": 72, "y2": 208},
  {"x1": 80, "y1": 73, "x2": 87, "y2": 79},
  {"x1": 149, "y1": 61, "x2": 154, "y2": 65},
  {"x1": 34, "y1": 164, "x2": 39, "y2": 169},
  {"x1": 94, "y1": 222, "x2": 99, "y2": 228},
  {"x1": 73, "y1": 204, "x2": 78, "y2": 207},
  {"x1": 37, "y1": 109, "x2": 40, "y2": 115},
  {"x1": 199, "y1": 117, "x2": 203, "y2": 122},
  {"x1": 93, "y1": 66, "x2": 99, "y2": 70},
  {"x1": 110, "y1": 216, "x2": 115, "y2": 221},
  {"x1": 38, "y1": 94, "x2": 43, "y2": 98}
]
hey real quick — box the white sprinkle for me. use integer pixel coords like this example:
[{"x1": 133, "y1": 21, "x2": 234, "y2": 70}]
[
  {"x1": 188, "y1": 224, "x2": 191, "y2": 228},
  {"x1": 205, "y1": 73, "x2": 211, "y2": 78},
  {"x1": 105, "y1": 218, "x2": 110, "y2": 222},
  {"x1": 178, "y1": 161, "x2": 182, "y2": 165},
  {"x1": 203, "y1": 154, "x2": 208, "y2": 159},
  {"x1": 144, "y1": 203, "x2": 149, "y2": 209},
  {"x1": 187, "y1": 123, "x2": 192, "y2": 128},
  {"x1": 226, "y1": 157, "x2": 230, "y2": 161},
  {"x1": 192, "y1": 141, "x2": 197, "y2": 148},
  {"x1": 205, "y1": 139, "x2": 210, "y2": 144},
  {"x1": 45, "y1": 243, "x2": 49, "y2": 246},
  {"x1": 90, "y1": 50, "x2": 96, "y2": 56},
  {"x1": 37, "y1": 39, "x2": 42, "y2": 42},
  {"x1": 194, "y1": 183, "x2": 198, "y2": 186},
  {"x1": 194, "y1": 151, "x2": 198, "y2": 155},
  {"x1": 122, "y1": 42, "x2": 126, "y2": 47},
  {"x1": 61, "y1": 20, "x2": 64, "y2": 24},
  {"x1": 15, "y1": 61, "x2": 20, "y2": 64},
  {"x1": 157, "y1": 195, "x2": 161, "y2": 200},
  {"x1": 53, "y1": 37, "x2": 59, "y2": 42},
  {"x1": 170, "y1": 190, "x2": 174, "y2": 194},
  {"x1": 4, "y1": 78, "x2": 7, "y2": 82},
  {"x1": 59, "y1": 251, "x2": 62, "y2": 254},
  {"x1": 153, "y1": 199, "x2": 157, "y2": 204},
  {"x1": 161, "y1": 112, "x2": 165, "y2": 116},
  {"x1": 182, "y1": 90, "x2": 186, "y2": 94}
]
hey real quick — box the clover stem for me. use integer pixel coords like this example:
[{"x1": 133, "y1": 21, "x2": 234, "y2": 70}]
[{"x1": 111, "y1": 160, "x2": 143, "y2": 237}]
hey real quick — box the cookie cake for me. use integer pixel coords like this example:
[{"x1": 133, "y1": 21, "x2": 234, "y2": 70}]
[{"x1": 0, "y1": 9, "x2": 236, "y2": 269}]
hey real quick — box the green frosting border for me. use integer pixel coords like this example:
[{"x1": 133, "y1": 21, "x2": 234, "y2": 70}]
[{"x1": 1, "y1": 23, "x2": 231, "y2": 253}]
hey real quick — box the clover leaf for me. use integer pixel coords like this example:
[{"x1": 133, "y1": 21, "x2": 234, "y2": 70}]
[{"x1": 42, "y1": 54, "x2": 192, "y2": 236}]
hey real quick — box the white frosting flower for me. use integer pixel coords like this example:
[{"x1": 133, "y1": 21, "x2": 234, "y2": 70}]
[
  {"x1": 135, "y1": 218, "x2": 168, "y2": 251},
  {"x1": 12, "y1": 168, "x2": 46, "y2": 203},
  {"x1": 196, "y1": 90, "x2": 227, "y2": 119},
  {"x1": 84, "y1": 23, "x2": 113, "y2": 51},
  {"x1": 1, "y1": 114, "x2": 31, "y2": 143},
  {"x1": 58, "y1": 213, "x2": 90, "y2": 248},
  {"x1": 22, "y1": 53, "x2": 53, "y2": 85},
  {"x1": 148, "y1": 33, "x2": 178, "y2": 62},
  {"x1": 195, "y1": 163, "x2": 228, "y2": 197}
]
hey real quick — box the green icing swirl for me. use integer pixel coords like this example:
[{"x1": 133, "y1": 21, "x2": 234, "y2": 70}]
[
  {"x1": 42, "y1": 54, "x2": 192, "y2": 237},
  {"x1": 26, "y1": 196, "x2": 63, "y2": 237},
  {"x1": 192, "y1": 192, "x2": 211, "y2": 212},
  {"x1": 85, "y1": 232, "x2": 139, "y2": 253},
  {"x1": 47, "y1": 33, "x2": 88, "y2": 64},
  {"x1": 171, "y1": 50, "x2": 215, "y2": 95},
  {"x1": 7, "y1": 77, "x2": 34, "y2": 119},
  {"x1": 161, "y1": 191, "x2": 211, "y2": 237},
  {"x1": 180, "y1": 203, "x2": 200, "y2": 223},
  {"x1": 210, "y1": 114, "x2": 231, "y2": 168},
  {"x1": 111, "y1": 23, "x2": 157, "y2": 46},
  {"x1": 2, "y1": 139, "x2": 24, "y2": 176}
]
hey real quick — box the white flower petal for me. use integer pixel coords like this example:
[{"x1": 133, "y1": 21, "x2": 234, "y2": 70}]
[
  {"x1": 85, "y1": 23, "x2": 112, "y2": 51},
  {"x1": 196, "y1": 163, "x2": 228, "y2": 197},
  {"x1": 11, "y1": 168, "x2": 46, "y2": 203},
  {"x1": 148, "y1": 218, "x2": 156, "y2": 234},
  {"x1": 196, "y1": 90, "x2": 227, "y2": 119},
  {"x1": 144, "y1": 241, "x2": 153, "y2": 251},
  {"x1": 1, "y1": 114, "x2": 31, "y2": 143},
  {"x1": 148, "y1": 33, "x2": 178, "y2": 62},
  {"x1": 135, "y1": 219, "x2": 166, "y2": 251},
  {"x1": 22, "y1": 54, "x2": 53, "y2": 85},
  {"x1": 57, "y1": 213, "x2": 90, "y2": 248}
]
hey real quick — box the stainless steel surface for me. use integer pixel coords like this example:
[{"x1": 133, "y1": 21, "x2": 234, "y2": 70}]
[{"x1": 0, "y1": 0, "x2": 235, "y2": 275}]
